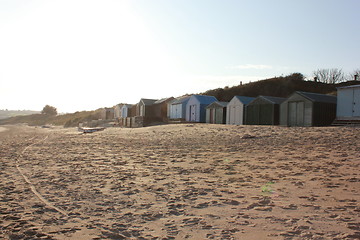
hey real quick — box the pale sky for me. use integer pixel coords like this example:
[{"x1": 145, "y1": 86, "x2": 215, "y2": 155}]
[{"x1": 0, "y1": 0, "x2": 359, "y2": 113}]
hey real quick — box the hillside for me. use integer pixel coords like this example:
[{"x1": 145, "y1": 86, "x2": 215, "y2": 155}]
[
  {"x1": 0, "y1": 110, "x2": 39, "y2": 120},
  {"x1": 0, "y1": 109, "x2": 103, "y2": 127},
  {"x1": 202, "y1": 73, "x2": 358, "y2": 101}
]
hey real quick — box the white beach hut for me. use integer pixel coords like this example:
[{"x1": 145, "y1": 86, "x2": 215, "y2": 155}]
[
  {"x1": 336, "y1": 85, "x2": 360, "y2": 122},
  {"x1": 226, "y1": 96, "x2": 255, "y2": 125}
]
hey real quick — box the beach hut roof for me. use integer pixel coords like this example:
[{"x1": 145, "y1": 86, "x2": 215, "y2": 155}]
[
  {"x1": 206, "y1": 101, "x2": 228, "y2": 108},
  {"x1": 140, "y1": 98, "x2": 158, "y2": 105},
  {"x1": 233, "y1": 96, "x2": 255, "y2": 105},
  {"x1": 171, "y1": 96, "x2": 191, "y2": 105},
  {"x1": 257, "y1": 96, "x2": 286, "y2": 104},
  {"x1": 154, "y1": 97, "x2": 174, "y2": 104},
  {"x1": 122, "y1": 104, "x2": 133, "y2": 108},
  {"x1": 295, "y1": 91, "x2": 337, "y2": 104},
  {"x1": 337, "y1": 84, "x2": 360, "y2": 89},
  {"x1": 192, "y1": 95, "x2": 218, "y2": 104}
]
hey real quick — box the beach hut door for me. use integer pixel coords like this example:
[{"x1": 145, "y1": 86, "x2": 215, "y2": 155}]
[
  {"x1": 190, "y1": 105, "x2": 197, "y2": 121},
  {"x1": 354, "y1": 89, "x2": 360, "y2": 117},
  {"x1": 210, "y1": 109, "x2": 215, "y2": 123},
  {"x1": 140, "y1": 105, "x2": 145, "y2": 116},
  {"x1": 289, "y1": 102, "x2": 304, "y2": 126},
  {"x1": 230, "y1": 106, "x2": 236, "y2": 124}
]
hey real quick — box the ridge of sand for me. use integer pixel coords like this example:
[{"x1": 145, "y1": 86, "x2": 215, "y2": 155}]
[{"x1": 15, "y1": 135, "x2": 68, "y2": 217}]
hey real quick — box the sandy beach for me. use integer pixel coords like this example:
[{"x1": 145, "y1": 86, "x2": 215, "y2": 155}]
[{"x1": 0, "y1": 124, "x2": 359, "y2": 239}]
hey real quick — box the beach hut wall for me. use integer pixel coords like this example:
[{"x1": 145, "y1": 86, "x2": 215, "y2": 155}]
[
  {"x1": 130, "y1": 104, "x2": 138, "y2": 117},
  {"x1": 280, "y1": 91, "x2": 337, "y2": 126},
  {"x1": 114, "y1": 104, "x2": 124, "y2": 119},
  {"x1": 120, "y1": 104, "x2": 134, "y2": 118},
  {"x1": 226, "y1": 96, "x2": 255, "y2": 125},
  {"x1": 336, "y1": 85, "x2": 360, "y2": 120},
  {"x1": 137, "y1": 99, "x2": 157, "y2": 117},
  {"x1": 151, "y1": 97, "x2": 175, "y2": 122},
  {"x1": 168, "y1": 96, "x2": 190, "y2": 120},
  {"x1": 185, "y1": 95, "x2": 218, "y2": 122},
  {"x1": 245, "y1": 96, "x2": 285, "y2": 125},
  {"x1": 101, "y1": 108, "x2": 115, "y2": 120}
]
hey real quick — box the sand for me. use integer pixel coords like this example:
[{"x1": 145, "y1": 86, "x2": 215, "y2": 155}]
[
  {"x1": 0, "y1": 127, "x2": 8, "y2": 133},
  {"x1": 0, "y1": 124, "x2": 359, "y2": 240}
]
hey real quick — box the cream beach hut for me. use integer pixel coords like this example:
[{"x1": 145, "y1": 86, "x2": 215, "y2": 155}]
[{"x1": 206, "y1": 101, "x2": 228, "y2": 124}]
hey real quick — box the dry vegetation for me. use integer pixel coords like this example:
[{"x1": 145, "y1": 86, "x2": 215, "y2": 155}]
[{"x1": 203, "y1": 73, "x2": 346, "y2": 102}]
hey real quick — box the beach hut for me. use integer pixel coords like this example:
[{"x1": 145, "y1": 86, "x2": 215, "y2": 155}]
[
  {"x1": 226, "y1": 96, "x2": 255, "y2": 125},
  {"x1": 137, "y1": 98, "x2": 157, "y2": 117},
  {"x1": 151, "y1": 97, "x2": 174, "y2": 122},
  {"x1": 185, "y1": 95, "x2": 218, "y2": 122},
  {"x1": 100, "y1": 108, "x2": 115, "y2": 120},
  {"x1": 206, "y1": 101, "x2": 228, "y2": 124},
  {"x1": 114, "y1": 104, "x2": 124, "y2": 119},
  {"x1": 280, "y1": 91, "x2": 337, "y2": 126},
  {"x1": 168, "y1": 96, "x2": 190, "y2": 121},
  {"x1": 335, "y1": 85, "x2": 360, "y2": 122},
  {"x1": 120, "y1": 104, "x2": 133, "y2": 118},
  {"x1": 245, "y1": 96, "x2": 285, "y2": 125},
  {"x1": 123, "y1": 104, "x2": 138, "y2": 128},
  {"x1": 130, "y1": 104, "x2": 138, "y2": 117}
]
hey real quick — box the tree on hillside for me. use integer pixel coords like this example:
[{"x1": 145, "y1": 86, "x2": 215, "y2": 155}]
[
  {"x1": 41, "y1": 105, "x2": 57, "y2": 116},
  {"x1": 313, "y1": 68, "x2": 345, "y2": 84},
  {"x1": 287, "y1": 73, "x2": 304, "y2": 81}
]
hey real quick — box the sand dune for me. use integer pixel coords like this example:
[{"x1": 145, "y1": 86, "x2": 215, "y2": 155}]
[{"x1": 0, "y1": 124, "x2": 359, "y2": 239}]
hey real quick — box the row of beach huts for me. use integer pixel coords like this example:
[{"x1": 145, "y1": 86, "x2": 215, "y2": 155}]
[{"x1": 94, "y1": 84, "x2": 360, "y2": 128}]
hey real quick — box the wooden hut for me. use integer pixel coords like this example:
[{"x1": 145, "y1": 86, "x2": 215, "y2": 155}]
[
  {"x1": 280, "y1": 91, "x2": 337, "y2": 126},
  {"x1": 185, "y1": 95, "x2": 217, "y2": 122},
  {"x1": 335, "y1": 85, "x2": 360, "y2": 123},
  {"x1": 168, "y1": 96, "x2": 190, "y2": 121},
  {"x1": 245, "y1": 96, "x2": 285, "y2": 125},
  {"x1": 151, "y1": 97, "x2": 174, "y2": 122},
  {"x1": 138, "y1": 98, "x2": 157, "y2": 117},
  {"x1": 100, "y1": 107, "x2": 115, "y2": 120},
  {"x1": 206, "y1": 101, "x2": 228, "y2": 124},
  {"x1": 226, "y1": 96, "x2": 255, "y2": 125},
  {"x1": 130, "y1": 104, "x2": 137, "y2": 117}
]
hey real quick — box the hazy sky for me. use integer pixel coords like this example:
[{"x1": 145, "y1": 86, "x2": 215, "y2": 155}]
[{"x1": 1, "y1": 0, "x2": 359, "y2": 113}]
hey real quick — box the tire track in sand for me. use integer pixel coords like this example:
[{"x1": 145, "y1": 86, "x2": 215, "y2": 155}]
[{"x1": 15, "y1": 135, "x2": 68, "y2": 217}]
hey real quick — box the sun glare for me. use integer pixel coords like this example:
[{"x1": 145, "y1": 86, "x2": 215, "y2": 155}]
[{"x1": 1, "y1": 0, "x2": 181, "y2": 112}]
